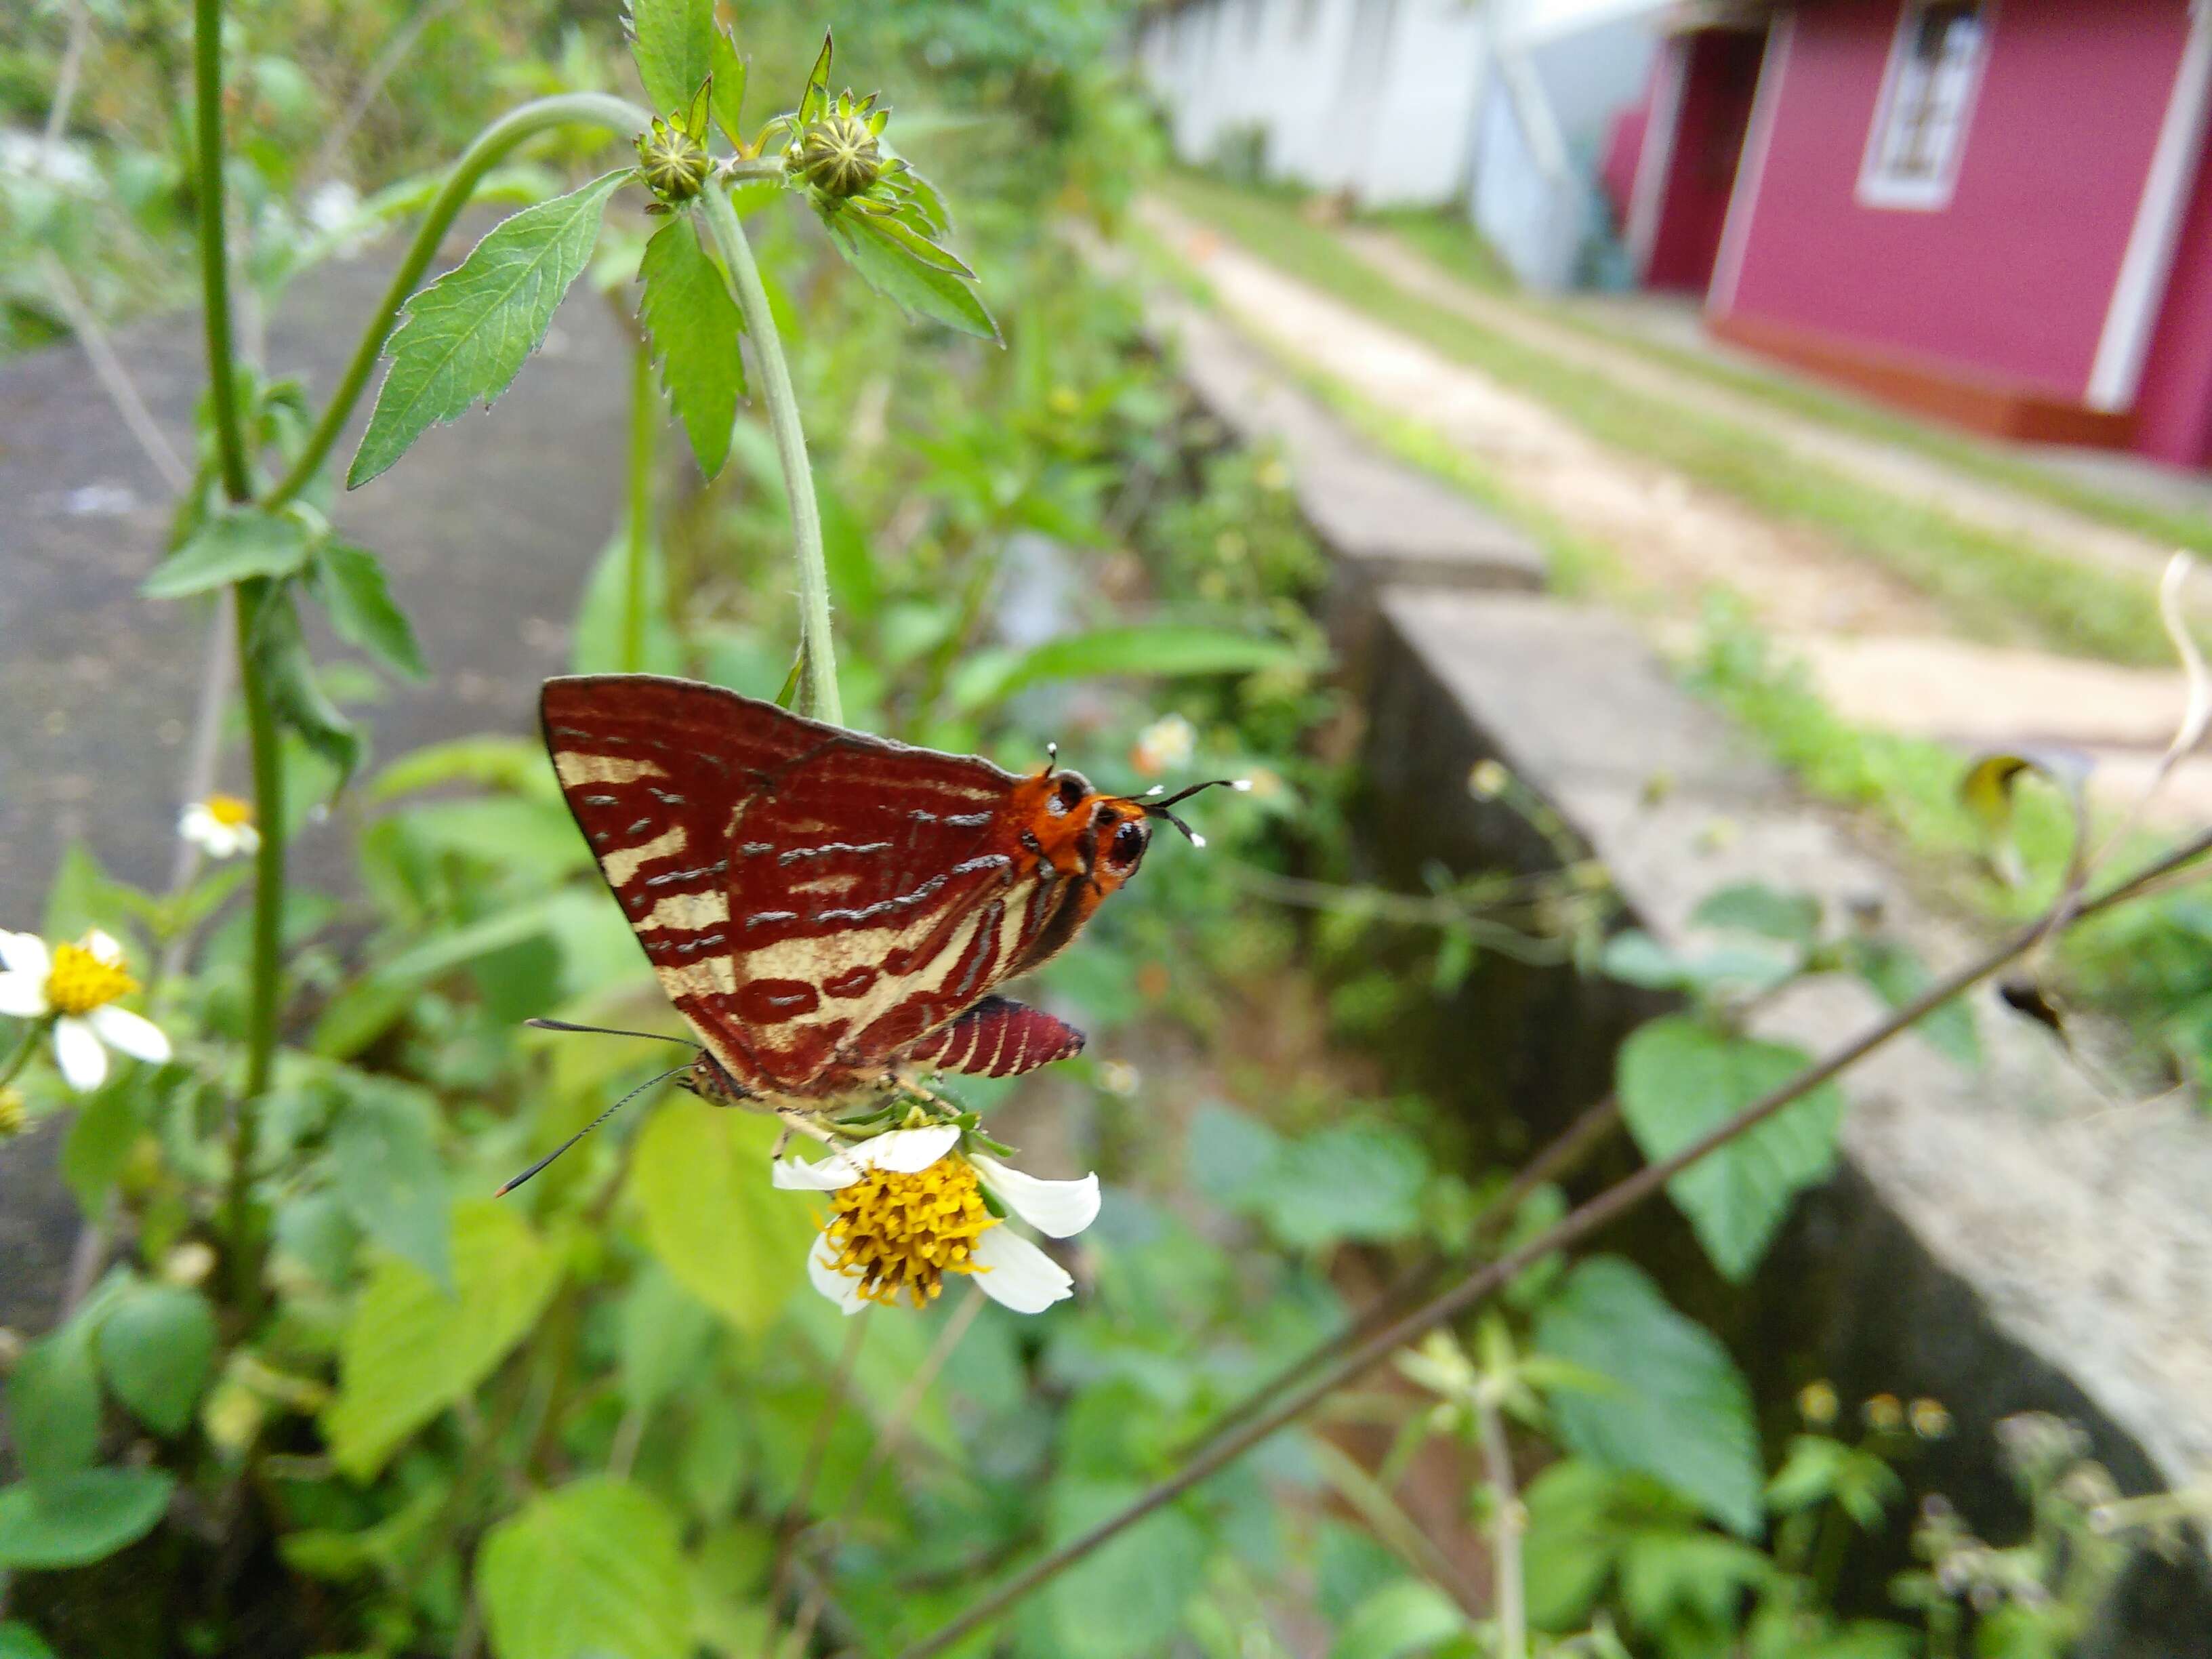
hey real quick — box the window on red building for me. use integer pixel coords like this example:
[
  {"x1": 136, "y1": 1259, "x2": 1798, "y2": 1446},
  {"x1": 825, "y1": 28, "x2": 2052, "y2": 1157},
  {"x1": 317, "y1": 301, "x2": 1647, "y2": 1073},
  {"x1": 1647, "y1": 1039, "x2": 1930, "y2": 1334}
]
[{"x1": 1860, "y1": 0, "x2": 1991, "y2": 209}]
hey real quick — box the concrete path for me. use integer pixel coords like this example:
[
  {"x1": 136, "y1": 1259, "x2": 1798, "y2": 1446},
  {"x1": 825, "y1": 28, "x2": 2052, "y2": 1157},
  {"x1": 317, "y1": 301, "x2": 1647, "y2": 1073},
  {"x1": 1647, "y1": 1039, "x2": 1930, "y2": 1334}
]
[{"x1": 1343, "y1": 226, "x2": 2184, "y2": 590}]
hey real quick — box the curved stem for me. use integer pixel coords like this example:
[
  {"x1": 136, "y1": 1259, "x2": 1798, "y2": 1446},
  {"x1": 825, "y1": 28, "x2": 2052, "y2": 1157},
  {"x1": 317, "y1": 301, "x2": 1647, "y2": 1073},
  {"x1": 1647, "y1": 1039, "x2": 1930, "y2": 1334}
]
[
  {"x1": 890, "y1": 824, "x2": 2212, "y2": 1658},
  {"x1": 225, "y1": 579, "x2": 285, "y2": 1324},
  {"x1": 624, "y1": 332, "x2": 655, "y2": 672},
  {"x1": 695, "y1": 182, "x2": 841, "y2": 724},
  {"x1": 260, "y1": 91, "x2": 651, "y2": 512},
  {"x1": 0, "y1": 1024, "x2": 41, "y2": 1090},
  {"x1": 192, "y1": 0, "x2": 250, "y2": 502}
]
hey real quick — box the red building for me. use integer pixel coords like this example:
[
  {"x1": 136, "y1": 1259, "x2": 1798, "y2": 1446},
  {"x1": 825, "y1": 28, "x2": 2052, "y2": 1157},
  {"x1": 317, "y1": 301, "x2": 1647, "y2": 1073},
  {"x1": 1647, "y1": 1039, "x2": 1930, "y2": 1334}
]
[{"x1": 1623, "y1": 0, "x2": 2212, "y2": 467}]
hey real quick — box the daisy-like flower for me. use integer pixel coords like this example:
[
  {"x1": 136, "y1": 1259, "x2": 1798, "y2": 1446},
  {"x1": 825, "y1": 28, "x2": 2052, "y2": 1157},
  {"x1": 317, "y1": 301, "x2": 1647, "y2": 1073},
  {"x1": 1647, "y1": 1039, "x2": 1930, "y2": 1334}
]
[
  {"x1": 1130, "y1": 713, "x2": 1197, "y2": 780},
  {"x1": 179, "y1": 794, "x2": 260, "y2": 859},
  {"x1": 0, "y1": 929, "x2": 171, "y2": 1092},
  {"x1": 773, "y1": 1123, "x2": 1099, "y2": 1315}
]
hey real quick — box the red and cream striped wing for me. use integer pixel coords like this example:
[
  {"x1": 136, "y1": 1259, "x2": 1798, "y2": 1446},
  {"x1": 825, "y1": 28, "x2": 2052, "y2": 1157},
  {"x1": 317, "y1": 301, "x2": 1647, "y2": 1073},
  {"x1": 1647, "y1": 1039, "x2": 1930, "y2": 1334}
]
[
  {"x1": 541, "y1": 676, "x2": 1078, "y2": 1096},
  {"x1": 905, "y1": 996, "x2": 1086, "y2": 1078}
]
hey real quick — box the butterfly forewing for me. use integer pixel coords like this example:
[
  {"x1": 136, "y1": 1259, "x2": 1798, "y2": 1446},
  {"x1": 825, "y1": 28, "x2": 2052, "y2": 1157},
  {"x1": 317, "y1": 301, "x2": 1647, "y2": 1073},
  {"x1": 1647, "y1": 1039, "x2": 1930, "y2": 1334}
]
[{"x1": 541, "y1": 676, "x2": 1081, "y2": 1096}]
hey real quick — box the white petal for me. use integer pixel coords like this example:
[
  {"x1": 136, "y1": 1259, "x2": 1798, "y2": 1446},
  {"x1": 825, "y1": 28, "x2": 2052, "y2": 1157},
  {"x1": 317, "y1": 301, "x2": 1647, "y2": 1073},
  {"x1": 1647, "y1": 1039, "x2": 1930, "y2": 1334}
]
[
  {"x1": 83, "y1": 929, "x2": 125, "y2": 965},
  {"x1": 773, "y1": 1152, "x2": 863, "y2": 1191},
  {"x1": 972, "y1": 1154, "x2": 1101, "y2": 1239},
  {"x1": 53, "y1": 1017, "x2": 108, "y2": 1092},
  {"x1": 0, "y1": 933, "x2": 51, "y2": 979},
  {"x1": 852, "y1": 1124, "x2": 961, "y2": 1174},
  {"x1": 807, "y1": 1234, "x2": 869, "y2": 1316},
  {"x1": 180, "y1": 806, "x2": 215, "y2": 842},
  {"x1": 0, "y1": 971, "x2": 50, "y2": 1018},
  {"x1": 89, "y1": 1005, "x2": 169, "y2": 1064},
  {"x1": 233, "y1": 823, "x2": 262, "y2": 855},
  {"x1": 970, "y1": 1227, "x2": 1073, "y2": 1314}
]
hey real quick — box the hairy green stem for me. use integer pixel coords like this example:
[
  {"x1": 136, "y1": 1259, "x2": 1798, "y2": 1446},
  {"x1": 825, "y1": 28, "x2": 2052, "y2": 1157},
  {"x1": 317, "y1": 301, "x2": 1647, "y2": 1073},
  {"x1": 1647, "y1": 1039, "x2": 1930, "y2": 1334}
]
[
  {"x1": 624, "y1": 333, "x2": 655, "y2": 673},
  {"x1": 260, "y1": 91, "x2": 649, "y2": 511},
  {"x1": 1475, "y1": 1393, "x2": 1527, "y2": 1659},
  {"x1": 192, "y1": 0, "x2": 250, "y2": 501},
  {"x1": 225, "y1": 581, "x2": 285, "y2": 1322},
  {"x1": 0, "y1": 1025, "x2": 40, "y2": 1090},
  {"x1": 695, "y1": 181, "x2": 841, "y2": 724},
  {"x1": 891, "y1": 824, "x2": 2212, "y2": 1658}
]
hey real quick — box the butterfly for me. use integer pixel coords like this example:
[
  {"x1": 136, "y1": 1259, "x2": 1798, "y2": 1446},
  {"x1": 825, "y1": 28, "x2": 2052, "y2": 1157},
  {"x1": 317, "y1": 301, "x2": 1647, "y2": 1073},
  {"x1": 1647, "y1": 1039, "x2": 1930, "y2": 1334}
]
[{"x1": 527, "y1": 674, "x2": 1236, "y2": 1152}]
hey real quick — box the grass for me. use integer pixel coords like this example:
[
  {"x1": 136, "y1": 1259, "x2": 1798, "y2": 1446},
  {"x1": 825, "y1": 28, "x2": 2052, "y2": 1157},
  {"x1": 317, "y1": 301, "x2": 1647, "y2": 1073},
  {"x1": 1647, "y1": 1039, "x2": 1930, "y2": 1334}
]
[
  {"x1": 1378, "y1": 206, "x2": 2212, "y2": 563},
  {"x1": 1158, "y1": 171, "x2": 2177, "y2": 665}
]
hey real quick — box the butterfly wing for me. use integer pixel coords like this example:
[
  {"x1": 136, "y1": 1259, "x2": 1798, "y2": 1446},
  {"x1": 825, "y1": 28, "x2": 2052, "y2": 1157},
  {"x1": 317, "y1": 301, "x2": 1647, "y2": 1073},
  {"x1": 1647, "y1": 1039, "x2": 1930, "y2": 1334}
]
[
  {"x1": 906, "y1": 996, "x2": 1086, "y2": 1078},
  {"x1": 541, "y1": 675, "x2": 1081, "y2": 1096}
]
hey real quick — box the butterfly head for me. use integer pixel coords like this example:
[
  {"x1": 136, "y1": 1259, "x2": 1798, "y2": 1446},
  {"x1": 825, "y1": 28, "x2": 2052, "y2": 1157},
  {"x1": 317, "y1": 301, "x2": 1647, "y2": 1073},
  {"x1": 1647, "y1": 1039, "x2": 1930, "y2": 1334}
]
[{"x1": 1021, "y1": 763, "x2": 1250, "y2": 897}]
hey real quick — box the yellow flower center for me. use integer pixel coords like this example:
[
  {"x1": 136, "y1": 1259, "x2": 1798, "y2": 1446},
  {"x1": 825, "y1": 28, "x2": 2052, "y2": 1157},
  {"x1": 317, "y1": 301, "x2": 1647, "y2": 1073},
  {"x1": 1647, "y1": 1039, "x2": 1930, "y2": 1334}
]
[
  {"x1": 822, "y1": 1156, "x2": 998, "y2": 1309},
  {"x1": 204, "y1": 793, "x2": 254, "y2": 829},
  {"x1": 45, "y1": 941, "x2": 136, "y2": 1017}
]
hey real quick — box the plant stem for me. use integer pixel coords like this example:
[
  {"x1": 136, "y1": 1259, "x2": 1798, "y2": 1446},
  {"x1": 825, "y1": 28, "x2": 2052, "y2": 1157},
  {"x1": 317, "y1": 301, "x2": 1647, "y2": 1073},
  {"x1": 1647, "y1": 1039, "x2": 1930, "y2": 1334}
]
[
  {"x1": 623, "y1": 332, "x2": 655, "y2": 673},
  {"x1": 225, "y1": 579, "x2": 285, "y2": 1322},
  {"x1": 0, "y1": 1025, "x2": 40, "y2": 1089},
  {"x1": 260, "y1": 91, "x2": 649, "y2": 511},
  {"x1": 695, "y1": 182, "x2": 841, "y2": 724},
  {"x1": 889, "y1": 825, "x2": 2212, "y2": 1659},
  {"x1": 1475, "y1": 1393, "x2": 1527, "y2": 1659},
  {"x1": 192, "y1": 0, "x2": 250, "y2": 502}
]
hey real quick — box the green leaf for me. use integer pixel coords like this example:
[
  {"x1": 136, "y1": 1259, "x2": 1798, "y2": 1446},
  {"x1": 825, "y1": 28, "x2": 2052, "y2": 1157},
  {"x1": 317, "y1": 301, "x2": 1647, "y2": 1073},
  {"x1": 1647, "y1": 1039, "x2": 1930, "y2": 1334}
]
[
  {"x1": 478, "y1": 1478, "x2": 691, "y2": 1659},
  {"x1": 1520, "y1": 1460, "x2": 1625, "y2": 1631},
  {"x1": 1692, "y1": 882, "x2": 1821, "y2": 947},
  {"x1": 797, "y1": 30, "x2": 832, "y2": 127},
  {"x1": 1958, "y1": 749, "x2": 2087, "y2": 890},
  {"x1": 1618, "y1": 1530, "x2": 1771, "y2": 1629},
  {"x1": 330, "y1": 1080, "x2": 453, "y2": 1292},
  {"x1": 349, "y1": 171, "x2": 630, "y2": 488},
  {"x1": 94, "y1": 1282, "x2": 217, "y2": 1437},
  {"x1": 1533, "y1": 1256, "x2": 1764, "y2": 1536},
  {"x1": 1599, "y1": 930, "x2": 1797, "y2": 998},
  {"x1": 625, "y1": 0, "x2": 713, "y2": 119},
  {"x1": 627, "y1": 1106, "x2": 807, "y2": 1336},
  {"x1": 307, "y1": 541, "x2": 428, "y2": 679},
  {"x1": 40, "y1": 840, "x2": 119, "y2": 944},
  {"x1": 323, "y1": 1200, "x2": 562, "y2": 1480},
  {"x1": 708, "y1": 25, "x2": 746, "y2": 146},
  {"x1": 572, "y1": 532, "x2": 684, "y2": 676},
  {"x1": 7, "y1": 1328, "x2": 101, "y2": 1488},
  {"x1": 823, "y1": 207, "x2": 998, "y2": 342},
  {"x1": 1329, "y1": 1580, "x2": 1467, "y2": 1659},
  {"x1": 951, "y1": 623, "x2": 1307, "y2": 713},
  {"x1": 1845, "y1": 937, "x2": 1980, "y2": 1067},
  {"x1": 141, "y1": 509, "x2": 311, "y2": 599},
  {"x1": 1042, "y1": 1480, "x2": 1209, "y2": 1659},
  {"x1": 641, "y1": 214, "x2": 744, "y2": 478},
  {"x1": 1616, "y1": 1015, "x2": 1845, "y2": 1281},
  {"x1": 248, "y1": 583, "x2": 363, "y2": 785},
  {"x1": 0, "y1": 1620, "x2": 60, "y2": 1659},
  {"x1": 1249, "y1": 1124, "x2": 1429, "y2": 1252},
  {"x1": 60, "y1": 1087, "x2": 140, "y2": 1215},
  {"x1": 0, "y1": 1471, "x2": 173, "y2": 1570}
]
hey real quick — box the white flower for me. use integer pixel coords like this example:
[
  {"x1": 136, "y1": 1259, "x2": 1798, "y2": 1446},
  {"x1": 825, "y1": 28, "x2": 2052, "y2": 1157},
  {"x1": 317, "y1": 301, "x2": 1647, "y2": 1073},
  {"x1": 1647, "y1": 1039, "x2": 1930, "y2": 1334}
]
[
  {"x1": 179, "y1": 793, "x2": 261, "y2": 860},
  {"x1": 773, "y1": 1123, "x2": 1100, "y2": 1315},
  {"x1": 0, "y1": 929, "x2": 171, "y2": 1092},
  {"x1": 1130, "y1": 714, "x2": 1197, "y2": 780},
  {"x1": 304, "y1": 180, "x2": 361, "y2": 237}
]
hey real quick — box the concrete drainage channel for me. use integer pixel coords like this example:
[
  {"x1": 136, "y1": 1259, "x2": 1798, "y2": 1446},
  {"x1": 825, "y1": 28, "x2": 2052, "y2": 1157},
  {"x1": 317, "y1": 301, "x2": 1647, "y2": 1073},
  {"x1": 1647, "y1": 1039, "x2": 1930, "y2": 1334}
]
[{"x1": 1162, "y1": 295, "x2": 2212, "y2": 1650}]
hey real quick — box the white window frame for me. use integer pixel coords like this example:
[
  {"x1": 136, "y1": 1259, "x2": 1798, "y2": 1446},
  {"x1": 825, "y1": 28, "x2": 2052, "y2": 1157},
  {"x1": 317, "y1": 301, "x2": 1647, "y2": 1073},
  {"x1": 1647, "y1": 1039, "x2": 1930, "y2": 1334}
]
[{"x1": 1858, "y1": 0, "x2": 1995, "y2": 211}]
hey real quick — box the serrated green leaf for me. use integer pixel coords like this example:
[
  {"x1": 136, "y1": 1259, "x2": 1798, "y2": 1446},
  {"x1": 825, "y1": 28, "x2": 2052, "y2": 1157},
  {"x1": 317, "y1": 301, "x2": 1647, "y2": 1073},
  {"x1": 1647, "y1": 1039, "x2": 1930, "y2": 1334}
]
[
  {"x1": 0, "y1": 1470, "x2": 175, "y2": 1570},
  {"x1": 478, "y1": 1478, "x2": 692, "y2": 1659},
  {"x1": 1534, "y1": 1257, "x2": 1763, "y2": 1536},
  {"x1": 798, "y1": 30, "x2": 832, "y2": 127},
  {"x1": 708, "y1": 25, "x2": 746, "y2": 146},
  {"x1": 94, "y1": 1281, "x2": 217, "y2": 1437},
  {"x1": 1616, "y1": 1015, "x2": 1845, "y2": 1282},
  {"x1": 323, "y1": 1200, "x2": 561, "y2": 1479},
  {"x1": 823, "y1": 207, "x2": 997, "y2": 342},
  {"x1": 1043, "y1": 1479, "x2": 1210, "y2": 1659},
  {"x1": 349, "y1": 171, "x2": 629, "y2": 488},
  {"x1": 951, "y1": 622, "x2": 1308, "y2": 713},
  {"x1": 1329, "y1": 1579, "x2": 1467, "y2": 1659},
  {"x1": 7, "y1": 1328, "x2": 100, "y2": 1488},
  {"x1": 248, "y1": 583, "x2": 363, "y2": 785},
  {"x1": 330, "y1": 1080, "x2": 453, "y2": 1292},
  {"x1": 142, "y1": 510, "x2": 311, "y2": 599},
  {"x1": 640, "y1": 214, "x2": 744, "y2": 478},
  {"x1": 307, "y1": 541, "x2": 427, "y2": 679},
  {"x1": 627, "y1": 1106, "x2": 807, "y2": 1336},
  {"x1": 626, "y1": 0, "x2": 714, "y2": 121}
]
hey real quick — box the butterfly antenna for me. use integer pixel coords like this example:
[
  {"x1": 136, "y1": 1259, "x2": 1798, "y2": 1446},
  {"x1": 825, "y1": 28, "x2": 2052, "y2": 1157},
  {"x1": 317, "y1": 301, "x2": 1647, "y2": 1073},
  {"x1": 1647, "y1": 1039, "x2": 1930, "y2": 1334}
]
[
  {"x1": 523, "y1": 1017, "x2": 695, "y2": 1046},
  {"x1": 1138, "y1": 777, "x2": 1252, "y2": 847},
  {"x1": 1042, "y1": 739, "x2": 1059, "y2": 778},
  {"x1": 495, "y1": 1059, "x2": 693, "y2": 1196}
]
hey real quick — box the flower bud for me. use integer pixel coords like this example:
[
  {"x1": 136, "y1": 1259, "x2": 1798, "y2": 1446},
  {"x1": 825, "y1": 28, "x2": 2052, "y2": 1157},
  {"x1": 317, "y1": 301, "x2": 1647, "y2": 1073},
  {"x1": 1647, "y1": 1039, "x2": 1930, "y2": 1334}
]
[
  {"x1": 794, "y1": 110, "x2": 882, "y2": 199},
  {"x1": 0, "y1": 1086, "x2": 23, "y2": 1139},
  {"x1": 636, "y1": 115, "x2": 710, "y2": 204}
]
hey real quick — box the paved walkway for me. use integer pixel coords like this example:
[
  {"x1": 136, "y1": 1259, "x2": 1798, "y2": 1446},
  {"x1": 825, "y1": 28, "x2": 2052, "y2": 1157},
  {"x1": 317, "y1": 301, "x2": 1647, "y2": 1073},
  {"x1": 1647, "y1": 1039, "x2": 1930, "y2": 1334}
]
[{"x1": 1141, "y1": 198, "x2": 2212, "y2": 823}]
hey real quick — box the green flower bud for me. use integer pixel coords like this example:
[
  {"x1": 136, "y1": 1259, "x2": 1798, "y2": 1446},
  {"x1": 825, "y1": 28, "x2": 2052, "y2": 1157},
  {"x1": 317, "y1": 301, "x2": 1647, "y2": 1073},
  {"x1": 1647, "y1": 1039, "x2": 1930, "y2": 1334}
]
[
  {"x1": 637, "y1": 115, "x2": 710, "y2": 204},
  {"x1": 793, "y1": 110, "x2": 882, "y2": 199},
  {"x1": 0, "y1": 1086, "x2": 22, "y2": 1139}
]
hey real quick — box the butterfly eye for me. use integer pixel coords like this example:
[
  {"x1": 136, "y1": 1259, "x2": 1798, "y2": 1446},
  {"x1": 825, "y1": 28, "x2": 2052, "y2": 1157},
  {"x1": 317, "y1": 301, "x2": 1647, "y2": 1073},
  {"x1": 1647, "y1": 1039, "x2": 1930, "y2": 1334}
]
[
  {"x1": 1048, "y1": 775, "x2": 1086, "y2": 816},
  {"x1": 1106, "y1": 819, "x2": 1149, "y2": 871}
]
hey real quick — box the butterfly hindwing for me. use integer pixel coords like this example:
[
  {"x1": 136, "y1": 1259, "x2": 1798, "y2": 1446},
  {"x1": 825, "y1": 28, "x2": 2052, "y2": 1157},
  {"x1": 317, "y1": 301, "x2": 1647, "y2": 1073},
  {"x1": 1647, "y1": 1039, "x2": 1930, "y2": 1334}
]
[
  {"x1": 906, "y1": 995, "x2": 1086, "y2": 1079},
  {"x1": 541, "y1": 675, "x2": 1080, "y2": 1095}
]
